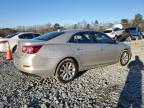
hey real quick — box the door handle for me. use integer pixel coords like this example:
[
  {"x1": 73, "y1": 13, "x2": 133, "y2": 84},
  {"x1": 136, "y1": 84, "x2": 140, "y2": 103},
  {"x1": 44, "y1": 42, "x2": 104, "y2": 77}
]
[{"x1": 77, "y1": 48, "x2": 83, "y2": 51}]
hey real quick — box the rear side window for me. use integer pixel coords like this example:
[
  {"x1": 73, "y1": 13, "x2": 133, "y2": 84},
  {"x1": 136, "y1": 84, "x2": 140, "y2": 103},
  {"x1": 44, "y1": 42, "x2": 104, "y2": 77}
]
[
  {"x1": 35, "y1": 32, "x2": 65, "y2": 41},
  {"x1": 69, "y1": 32, "x2": 92, "y2": 43},
  {"x1": 33, "y1": 34, "x2": 40, "y2": 38},
  {"x1": 19, "y1": 34, "x2": 34, "y2": 39}
]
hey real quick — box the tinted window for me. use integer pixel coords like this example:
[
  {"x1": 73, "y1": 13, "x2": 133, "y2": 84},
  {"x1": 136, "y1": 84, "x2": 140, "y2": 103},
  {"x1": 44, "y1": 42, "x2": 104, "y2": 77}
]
[
  {"x1": 35, "y1": 32, "x2": 65, "y2": 41},
  {"x1": 69, "y1": 32, "x2": 92, "y2": 43},
  {"x1": 33, "y1": 34, "x2": 40, "y2": 38},
  {"x1": 19, "y1": 34, "x2": 34, "y2": 39},
  {"x1": 91, "y1": 32, "x2": 114, "y2": 44},
  {"x1": 104, "y1": 30, "x2": 112, "y2": 33}
]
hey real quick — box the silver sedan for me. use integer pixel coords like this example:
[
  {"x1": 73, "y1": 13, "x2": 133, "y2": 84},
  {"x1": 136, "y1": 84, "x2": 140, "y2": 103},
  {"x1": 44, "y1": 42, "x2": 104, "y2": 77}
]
[{"x1": 14, "y1": 30, "x2": 131, "y2": 83}]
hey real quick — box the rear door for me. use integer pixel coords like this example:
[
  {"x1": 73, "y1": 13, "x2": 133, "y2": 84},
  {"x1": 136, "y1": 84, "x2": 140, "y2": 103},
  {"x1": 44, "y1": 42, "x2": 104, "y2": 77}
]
[{"x1": 68, "y1": 31, "x2": 102, "y2": 67}]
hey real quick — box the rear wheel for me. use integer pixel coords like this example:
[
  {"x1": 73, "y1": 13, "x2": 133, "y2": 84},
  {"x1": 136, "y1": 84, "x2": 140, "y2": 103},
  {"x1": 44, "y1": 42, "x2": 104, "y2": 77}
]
[
  {"x1": 56, "y1": 58, "x2": 78, "y2": 83},
  {"x1": 120, "y1": 51, "x2": 130, "y2": 66}
]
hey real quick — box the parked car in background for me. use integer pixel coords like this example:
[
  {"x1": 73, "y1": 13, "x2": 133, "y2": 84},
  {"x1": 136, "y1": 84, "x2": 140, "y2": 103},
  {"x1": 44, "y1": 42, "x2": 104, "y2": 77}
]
[
  {"x1": 0, "y1": 32, "x2": 40, "y2": 53},
  {"x1": 103, "y1": 27, "x2": 123, "y2": 39},
  {"x1": 14, "y1": 30, "x2": 131, "y2": 83},
  {"x1": 130, "y1": 27, "x2": 143, "y2": 40},
  {"x1": 142, "y1": 32, "x2": 144, "y2": 38},
  {"x1": 116, "y1": 28, "x2": 131, "y2": 42}
]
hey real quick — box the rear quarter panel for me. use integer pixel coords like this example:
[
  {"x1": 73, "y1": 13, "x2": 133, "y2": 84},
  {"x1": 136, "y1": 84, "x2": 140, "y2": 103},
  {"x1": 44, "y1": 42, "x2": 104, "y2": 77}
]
[{"x1": 37, "y1": 44, "x2": 83, "y2": 71}]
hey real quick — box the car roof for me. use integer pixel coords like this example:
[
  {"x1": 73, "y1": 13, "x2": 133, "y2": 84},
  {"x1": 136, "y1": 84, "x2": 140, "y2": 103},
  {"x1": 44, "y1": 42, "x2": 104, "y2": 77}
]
[
  {"x1": 18, "y1": 32, "x2": 40, "y2": 35},
  {"x1": 61, "y1": 29, "x2": 99, "y2": 33},
  {"x1": 43, "y1": 29, "x2": 104, "y2": 44}
]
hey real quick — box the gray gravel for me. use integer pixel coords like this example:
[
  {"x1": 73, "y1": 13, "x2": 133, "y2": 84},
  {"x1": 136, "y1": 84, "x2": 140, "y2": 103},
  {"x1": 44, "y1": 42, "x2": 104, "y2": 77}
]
[{"x1": 0, "y1": 41, "x2": 144, "y2": 108}]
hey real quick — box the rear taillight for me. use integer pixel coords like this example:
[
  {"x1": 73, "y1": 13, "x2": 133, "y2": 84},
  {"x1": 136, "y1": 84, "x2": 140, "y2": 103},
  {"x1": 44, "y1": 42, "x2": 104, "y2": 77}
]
[
  {"x1": 22, "y1": 45, "x2": 42, "y2": 54},
  {"x1": 0, "y1": 41, "x2": 8, "y2": 44}
]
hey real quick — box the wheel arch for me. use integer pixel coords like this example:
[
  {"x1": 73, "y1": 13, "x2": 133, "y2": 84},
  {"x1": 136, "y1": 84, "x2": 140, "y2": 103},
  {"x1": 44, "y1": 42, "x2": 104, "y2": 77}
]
[
  {"x1": 118, "y1": 48, "x2": 131, "y2": 65},
  {"x1": 54, "y1": 56, "x2": 79, "y2": 76},
  {"x1": 12, "y1": 44, "x2": 17, "y2": 53}
]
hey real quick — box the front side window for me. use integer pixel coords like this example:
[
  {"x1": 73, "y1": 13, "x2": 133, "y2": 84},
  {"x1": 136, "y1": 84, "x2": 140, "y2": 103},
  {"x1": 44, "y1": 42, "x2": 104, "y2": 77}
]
[
  {"x1": 19, "y1": 34, "x2": 33, "y2": 39},
  {"x1": 69, "y1": 32, "x2": 92, "y2": 43},
  {"x1": 91, "y1": 32, "x2": 114, "y2": 44}
]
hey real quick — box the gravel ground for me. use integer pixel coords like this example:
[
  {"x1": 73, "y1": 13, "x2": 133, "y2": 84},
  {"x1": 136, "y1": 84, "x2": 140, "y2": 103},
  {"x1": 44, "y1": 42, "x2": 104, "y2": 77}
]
[{"x1": 0, "y1": 40, "x2": 144, "y2": 108}]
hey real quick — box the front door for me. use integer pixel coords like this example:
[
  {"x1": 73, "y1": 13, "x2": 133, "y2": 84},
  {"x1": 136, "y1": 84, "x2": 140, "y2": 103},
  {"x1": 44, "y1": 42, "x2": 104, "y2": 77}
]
[{"x1": 90, "y1": 31, "x2": 120, "y2": 64}]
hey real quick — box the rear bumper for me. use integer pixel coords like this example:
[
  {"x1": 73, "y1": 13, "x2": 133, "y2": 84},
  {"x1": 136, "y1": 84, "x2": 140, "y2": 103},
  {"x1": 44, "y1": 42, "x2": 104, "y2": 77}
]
[{"x1": 14, "y1": 54, "x2": 59, "y2": 78}]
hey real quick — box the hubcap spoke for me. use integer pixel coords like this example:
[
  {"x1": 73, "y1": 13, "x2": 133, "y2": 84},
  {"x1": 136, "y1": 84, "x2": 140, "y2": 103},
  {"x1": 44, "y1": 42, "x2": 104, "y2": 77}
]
[
  {"x1": 59, "y1": 62, "x2": 76, "y2": 81},
  {"x1": 122, "y1": 52, "x2": 129, "y2": 64}
]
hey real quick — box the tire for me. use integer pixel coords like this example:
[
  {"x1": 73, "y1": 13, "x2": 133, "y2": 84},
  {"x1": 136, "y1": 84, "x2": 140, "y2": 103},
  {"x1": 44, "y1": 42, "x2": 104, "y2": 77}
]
[
  {"x1": 56, "y1": 58, "x2": 78, "y2": 83},
  {"x1": 120, "y1": 50, "x2": 130, "y2": 66},
  {"x1": 12, "y1": 45, "x2": 17, "y2": 53}
]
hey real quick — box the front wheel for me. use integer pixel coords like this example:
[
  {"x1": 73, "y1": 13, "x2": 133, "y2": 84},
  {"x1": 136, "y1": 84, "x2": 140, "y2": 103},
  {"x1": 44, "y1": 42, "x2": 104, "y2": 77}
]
[
  {"x1": 120, "y1": 51, "x2": 130, "y2": 66},
  {"x1": 56, "y1": 58, "x2": 78, "y2": 83}
]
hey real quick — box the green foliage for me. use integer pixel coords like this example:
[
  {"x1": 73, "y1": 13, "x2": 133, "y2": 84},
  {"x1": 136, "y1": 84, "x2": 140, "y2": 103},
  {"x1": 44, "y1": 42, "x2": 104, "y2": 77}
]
[
  {"x1": 135, "y1": 14, "x2": 143, "y2": 21},
  {"x1": 132, "y1": 14, "x2": 143, "y2": 27},
  {"x1": 73, "y1": 24, "x2": 78, "y2": 29},
  {"x1": 95, "y1": 20, "x2": 99, "y2": 25}
]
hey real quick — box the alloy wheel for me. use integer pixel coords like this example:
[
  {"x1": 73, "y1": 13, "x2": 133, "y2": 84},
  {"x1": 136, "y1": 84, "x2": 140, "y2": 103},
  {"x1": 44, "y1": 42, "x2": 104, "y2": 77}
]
[{"x1": 120, "y1": 51, "x2": 129, "y2": 66}]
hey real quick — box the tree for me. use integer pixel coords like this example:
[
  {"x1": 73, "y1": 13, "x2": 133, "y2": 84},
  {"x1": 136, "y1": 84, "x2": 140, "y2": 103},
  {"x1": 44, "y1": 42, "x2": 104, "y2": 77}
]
[
  {"x1": 132, "y1": 13, "x2": 143, "y2": 27},
  {"x1": 0, "y1": 28, "x2": 16, "y2": 37},
  {"x1": 135, "y1": 13, "x2": 143, "y2": 21},
  {"x1": 94, "y1": 20, "x2": 99, "y2": 25},
  {"x1": 139, "y1": 21, "x2": 144, "y2": 32},
  {"x1": 85, "y1": 24, "x2": 90, "y2": 29},
  {"x1": 73, "y1": 24, "x2": 78, "y2": 29}
]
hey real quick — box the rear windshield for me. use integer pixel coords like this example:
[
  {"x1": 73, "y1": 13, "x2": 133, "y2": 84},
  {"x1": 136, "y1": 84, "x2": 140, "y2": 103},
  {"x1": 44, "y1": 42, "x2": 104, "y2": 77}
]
[
  {"x1": 35, "y1": 32, "x2": 65, "y2": 41},
  {"x1": 104, "y1": 30, "x2": 112, "y2": 33},
  {"x1": 5, "y1": 33, "x2": 18, "y2": 38}
]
